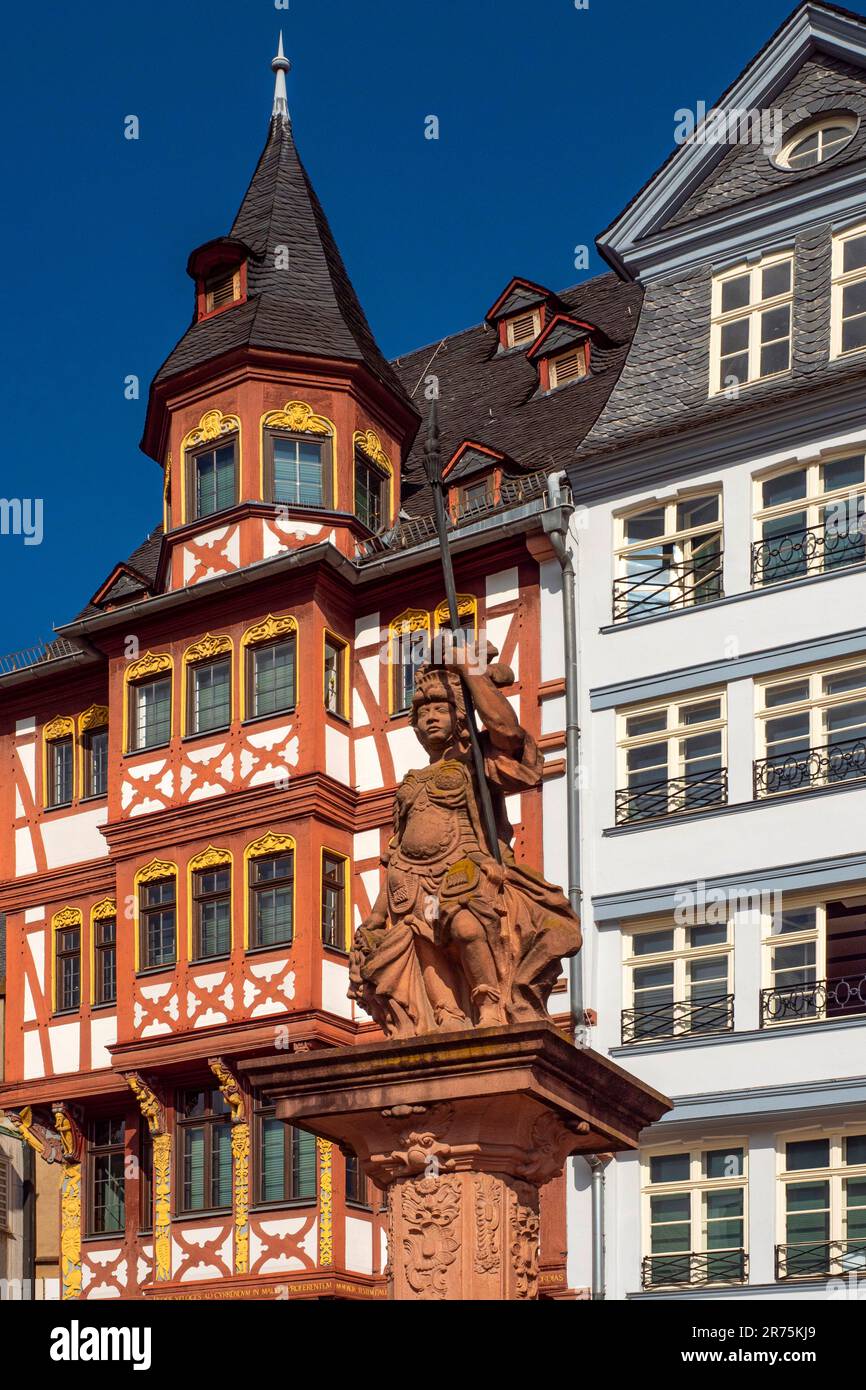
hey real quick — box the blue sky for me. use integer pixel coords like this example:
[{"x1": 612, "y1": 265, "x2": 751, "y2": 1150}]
[{"x1": 0, "y1": 0, "x2": 849, "y2": 653}]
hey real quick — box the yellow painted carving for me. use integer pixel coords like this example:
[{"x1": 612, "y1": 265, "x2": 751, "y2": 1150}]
[
  {"x1": 124, "y1": 1071, "x2": 166, "y2": 1136},
  {"x1": 208, "y1": 1056, "x2": 245, "y2": 1123},
  {"x1": 44, "y1": 715, "x2": 75, "y2": 742},
  {"x1": 241, "y1": 613, "x2": 297, "y2": 648},
  {"x1": 92, "y1": 897, "x2": 116, "y2": 921},
  {"x1": 318, "y1": 1138, "x2": 334, "y2": 1267},
  {"x1": 246, "y1": 831, "x2": 295, "y2": 860},
  {"x1": 78, "y1": 704, "x2": 109, "y2": 733},
  {"x1": 54, "y1": 1109, "x2": 76, "y2": 1159},
  {"x1": 190, "y1": 845, "x2": 233, "y2": 874},
  {"x1": 152, "y1": 1133, "x2": 172, "y2": 1282},
  {"x1": 434, "y1": 594, "x2": 478, "y2": 633},
  {"x1": 52, "y1": 907, "x2": 83, "y2": 930},
  {"x1": 125, "y1": 651, "x2": 172, "y2": 684},
  {"x1": 60, "y1": 1162, "x2": 82, "y2": 1300},
  {"x1": 231, "y1": 1122, "x2": 251, "y2": 1276},
  {"x1": 136, "y1": 858, "x2": 177, "y2": 887},
  {"x1": 264, "y1": 401, "x2": 332, "y2": 436},
  {"x1": 353, "y1": 428, "x2": 393, "y2": 475},
  {"x1": 16, "y1": 1106, "x2": 46, "y2": 1157},
  {"x1": 184, "y1": 632, "x2": 232, "y2": 665},
  {"x1": 184, "y1": 408, "x2": 241, "y2": 449}
]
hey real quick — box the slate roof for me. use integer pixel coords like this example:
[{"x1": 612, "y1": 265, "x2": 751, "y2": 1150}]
[
  {"x1": 391, "y1": 273, "x2": 644, "y2": 516},
  {"x1": 151, "y1": 114, "x2": 411, "y2": 407}
]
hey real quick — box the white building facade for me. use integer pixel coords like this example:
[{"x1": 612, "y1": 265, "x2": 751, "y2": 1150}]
[{"x1": 566, "y1": 1, "x2": 866, "y2": 1301}]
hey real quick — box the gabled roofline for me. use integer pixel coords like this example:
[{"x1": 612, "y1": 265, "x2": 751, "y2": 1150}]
[
  {"x1": 442, "y1": 440, "x2": 506, "y2": 480},
  {"x1": 89, "y1": 562, "x2": 155, "y2": 608},
  {"x1": 526, "y1": 313, "x2": 594, "y2": 362},
  {"x1": 484, "y1": 276, "x2": 553, "y2": 322},
  {"x1": 597, "y1": 1, "x2": 866, "y2": 280}
]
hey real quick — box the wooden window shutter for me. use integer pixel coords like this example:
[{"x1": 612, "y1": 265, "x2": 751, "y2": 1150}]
[
  {"x1": 550, "y1": 347, "x2": 587, "y2": 387},
  {"x1": 205, "y1": 269, "x2": 240, "y2": 313},
  {"x1": 507, "y1": 310, "x2": 539, "y2": 347}
]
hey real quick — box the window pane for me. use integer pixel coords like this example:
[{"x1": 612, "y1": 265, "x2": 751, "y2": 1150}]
[
  {"x1": 762, "y1": 262, "x2": 791, "y2": 300},
  {"x1": 86, "y1": 729, "x2": 109, "y2": 797},
  {"x1": 844, "y1": 235, "x2": 866, "y2": 274},
  {"x1": 650, "y1": 1153, "x2": 690, "y2": 1184},
  {"x1": 846, "y1": 1136, "x2": 866, "y2": 1166},
  {"x1": 822, "y1": 455, "x2": 865, "y2": 493},
  {"x1": 763, "y1": 470, "x2": 807, "y2": 508},
  {"x1": 677, "y1": 495, "x2": 718, "y2": 531},
  {"x1": 193, "y1": 659, "x2": 230, "y2": 733},
  {"x1": 721, "y1": 275, "x2": 750, "y2": 313},
  {"x1": 253, "y1": 639, "x2": 295, "y2": 717},
  {"x1": 786, "y1": 1138, "x2": 829, "y2": 1171},
  {"x1": 720, "y1": 319, "x2": 749, "y2": 356},
  {"x1": 705, "y1": 1148, "x2": 744, "y2": 1179},
  {"x1": 632, "y1": 929, "x2": 675, "y2": 957},
  {"x1": 624, "y1": 507, "x2": 665, "y2": 544}
]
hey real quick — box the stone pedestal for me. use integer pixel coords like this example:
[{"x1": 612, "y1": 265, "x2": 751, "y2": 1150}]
[{"x1": 241, "y1": 1022, "x2": 669, "y2": 1302}]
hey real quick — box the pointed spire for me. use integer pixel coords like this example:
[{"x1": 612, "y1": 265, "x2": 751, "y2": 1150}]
[{"x1": 271, "y1": 31, "x2": 290, "y2": 124}]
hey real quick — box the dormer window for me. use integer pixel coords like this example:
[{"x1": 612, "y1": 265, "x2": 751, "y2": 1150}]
[
  {"x1": 549, "y1": 347, "x2": 588, "y2": 388},
  {"x1": 204, "y1": 269, "x2": 241, "y2": 314},
  {"x1": 354, "y1": 451, "x2": 387, "y2": 530},
  {"x1": 506, "y1": 309, "x2": 541, "y2": 348},
  {"x1": 264, "y1": 430, "x2": 332, "y2": 509}
]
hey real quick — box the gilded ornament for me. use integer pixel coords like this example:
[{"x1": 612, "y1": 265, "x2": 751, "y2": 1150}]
[
  {"x1": 124, "y1": 1071, "x2": 166, "y2": 1136},
  {"x1": 353, "y1": 428, "x2": 393, "y2": 474},
  {"x1": 242, "y1": 613, "x2": 297, "y2": 648},
  {"x1": 231, "y1": 1122, "x2": 251, "y2": 1276},
  {"x1": 135, "y1": 859, "x2": 176, "y2": 887},
  {"x1": 318, "y1": 1138, "x2": 334, "y2": 1267},
  {"x1": 152, "y1": 1133, "x2": 172, "y2": 1282},
  {"x1": 184, "y1": 409, "x2": 241, "y2": 449},
  {"x1": 264, "y1": 401, "x2": 332, "y2": 436},
  {"x1": 191, "y1": 846, "x2": 232, "y2": 874},
  {"x1": 92, "y1": 897, "x2": 117, "y2": 921},
  {"x1": 78, "y1": 704, "x2": 109, "y2": 733},
  {"x1": 208, "y1": 1056, "x2": 245, "y2": 1123},
  {"x1": 52, "y1": 907, "x2": 83, "y2": 930},
  {"x1": 247, "y1": 830, "x2": 295, "y2": 860},
  {"x1": 125, "y1": 651, "x2": 172, "y2": 684},
  {"x1": 44, "y1": 715, "x2": 75, "y2": 742},
  {"x1": 185, "y1": 633, "x2": 231, "y2": 665},
  {"x1": 60, "y1": 1163, "x2": 83, "y2": 1300}
]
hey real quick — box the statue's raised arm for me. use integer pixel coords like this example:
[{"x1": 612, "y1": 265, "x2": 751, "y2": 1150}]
[{"x1": 349, "y1": 645, "x2": 582, "y2": 1038}]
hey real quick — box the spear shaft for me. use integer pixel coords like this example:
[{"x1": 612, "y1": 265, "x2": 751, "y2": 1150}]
[{"x1": 423, "y1": 401, "x2": 502, "y2": 865}]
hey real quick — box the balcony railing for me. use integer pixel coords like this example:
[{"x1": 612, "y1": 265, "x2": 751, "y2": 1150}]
[
  {"x1": 0, "y1": 637, "x2": 82, "y2": 678},
  {"x1": 613, "y1": 552, "x2": 723, "y2": 623},
  {"x1": 642, "y1": 1249, "x2": 748, "y2": 1289},
  {"x1": 615, "y1": 767, "x2": 727, "y2": 825},
  {"x1": 760, "y1": 973, "x2": 866, "y2": 1027},
  {"x1": 751, "y1": 519, "x2": 865, "y2": 587},
  {"x1": 622, "y1": 994, "x2": 734, "y2": 1044},
  {"x1": 776, "y1": 1239, "x2": 866, "y2": 1280},
  {"x1": 754, "y1": 736, "x2": 866, "y2": 798}
]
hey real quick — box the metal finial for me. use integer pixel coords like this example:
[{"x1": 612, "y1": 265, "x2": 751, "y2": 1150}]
[{"x1": 271, "y1": 31, "x2": 291, "y2": 122}]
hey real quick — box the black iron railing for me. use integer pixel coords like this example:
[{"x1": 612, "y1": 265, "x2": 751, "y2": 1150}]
[
  {"x1": 0, "y1": 637, "x2": 82, "y2": 678},
  {"x1": 776, "y1": 1239, "x2": 866, "y2": 1279},
  {"x1": 754, "y1": 736, "x2": 866, "y2": 797},
  {"x1": 354, "y1": 470, "x2": 554, "y2": 561},
  {"x1": 613, "y1": 551, "x2": 723, "y2": 623},
  {"x1": 615, "y1": 767, "x2": 727, "y2": 825},
  {"x1": 751, "y1": 518, "x2": 865, "y2": 587},
  {"x1": 760, "y1": 973, "x2": 866, "y2": 1027},
  {"x1": 622, "y1": 994, "x2": 734, "y2": 1044},
  {"x1": 642, "y1": 1249, "x2": 748, "y2": 1289}
]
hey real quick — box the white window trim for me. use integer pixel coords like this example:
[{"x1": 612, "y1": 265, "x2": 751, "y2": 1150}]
[
  {"x1": 622, "y1": 918, "x2": 733, "y2": 1035},
  {"x1": 774, "y1": 114, "x2": 858, "y2": 172},
  {"x1": 616, "y1": 690, "x2": 727, "y2": 809},
  {"x1": 613, "y1": 487, "x2": 723, "y2": 620},
  {"x1": 709, "y1": 251, "x2": 794, "y2": 397},
  {"x1": 759, "y1": 892, "x2": 826, "y2": 1016},
  {"x1": 640, "y1": 1140, "x2": 749, "y2": 1287},
  {"x1": 775, "y1": 1125, "x2": 866, "y2": 1267},
  {"x1": 755, "y1": 655, "x2": 866, "y2": 792},
  {"x1": 752, "y1": 450, "x2": 866, "y2": 564},
  {"x1": 831, "y1": 221, "x2": 866, "y2": 360}
]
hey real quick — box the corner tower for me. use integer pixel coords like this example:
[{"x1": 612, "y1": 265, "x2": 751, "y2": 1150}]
[{"x1": 142, "y1": 36, "x2": 419, "y2": 591}]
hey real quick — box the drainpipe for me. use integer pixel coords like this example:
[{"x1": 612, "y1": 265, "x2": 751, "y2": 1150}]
[
  {"x1": 541, "y1": 474, "x2": 584, "y2": 1046},
  {"x1": 542, "y1": 476, "x2": 607, "y2": 1299},
  {"x1": 586, "y1": 1155, "x2": 611, "y2": 1300},
  {"x1": 21, "y1": 1140, "x2": 36, "y2": 1299}
]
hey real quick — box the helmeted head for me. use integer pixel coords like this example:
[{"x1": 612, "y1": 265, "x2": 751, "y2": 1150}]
[{"x1": 410, "y1": 665, "x2": 469, "y2": 755}]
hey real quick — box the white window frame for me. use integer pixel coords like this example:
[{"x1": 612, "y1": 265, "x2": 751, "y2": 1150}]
[
  {"x1": 710, "y1": 252, "x2": 794, "y2": 396},
  {"x1": 775, "y1": 115, "x2": 858, "y2": 172},
  {"x1": 751, "y1": 450, "x2": 866, "y2": 586},
  {"x1": 613, "y1": 488, "x2": 723, "y2": 621},
  {"x1": 641, "y1": 1140, "x2": 749, "y2": 1289},
  {"x1": 616, "y1": 690, "x2": 727, "y2": 821},
  {"x1": 832, "y1": 221, "x2": 866, "y2": 359},
  {"x1": 755, "y1": 656, "x2": 866, "y2": 794},
  {"x1": 760, "y1": 893, "x2": 825, "y2": 1025},
  {"x1": 622, "y1": 918, "x2": 733, "y2": 1041},
  {"x1": 775, "y1": 1125, "x2": 866, "y2": 1276}
]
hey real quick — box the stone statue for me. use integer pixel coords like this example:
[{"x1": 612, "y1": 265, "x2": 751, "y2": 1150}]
[{"x1": 349, "y1": 647, "x2": 582, "y2": 1037}]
